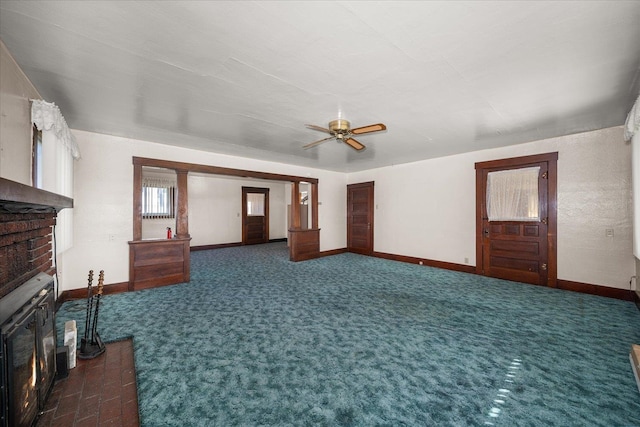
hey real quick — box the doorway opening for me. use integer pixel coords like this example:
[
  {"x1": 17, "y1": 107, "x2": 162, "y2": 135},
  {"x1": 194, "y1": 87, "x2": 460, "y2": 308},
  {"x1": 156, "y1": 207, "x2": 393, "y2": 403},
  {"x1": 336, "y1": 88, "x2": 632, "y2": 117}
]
[{"x1": 242, "y1": 187, "x2": 269, "y2": 245}]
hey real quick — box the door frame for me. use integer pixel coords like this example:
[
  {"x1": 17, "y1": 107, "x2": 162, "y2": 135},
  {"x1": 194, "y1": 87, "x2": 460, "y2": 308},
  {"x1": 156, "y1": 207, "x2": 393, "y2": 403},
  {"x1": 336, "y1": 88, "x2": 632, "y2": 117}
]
[
  {"x1": 242, "y1": 186, "x2": 270, "y2": 245},
  {"x1": 347, "y1": 181, "x2": 375, "y2": 255},
  {"x1": 475, "y1": 152, "x2": 558, "y2": 287}
]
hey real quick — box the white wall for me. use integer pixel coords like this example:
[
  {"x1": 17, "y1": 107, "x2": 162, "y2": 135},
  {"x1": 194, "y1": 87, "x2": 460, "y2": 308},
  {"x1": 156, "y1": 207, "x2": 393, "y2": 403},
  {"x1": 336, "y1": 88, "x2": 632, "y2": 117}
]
[
  {"x1": 62, "y1": 130, "x2": 347, "y2": 291},
  {"x1": 348, "y1": 126, "x2": 635, "y2": 290},
  {"x1": 188, "y1": 175, "x2": 288, "y2": 246},
  {"x1": 0, "y1": 40, "x2": 40, "y2": 184}
]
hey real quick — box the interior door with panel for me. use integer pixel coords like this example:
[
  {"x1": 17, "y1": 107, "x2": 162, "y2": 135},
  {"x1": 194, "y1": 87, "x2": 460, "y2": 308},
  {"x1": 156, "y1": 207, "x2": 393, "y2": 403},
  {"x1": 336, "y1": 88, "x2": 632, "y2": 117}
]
[
  {"x1": 476, "y1": 153, "x2": 558, "y2": 287},
  {"x1": 347, "y1": 181, "x2": 374, "y2": 255},
  {"x1": 242, "y1": 187, "x2": 269, "y2": 245}
]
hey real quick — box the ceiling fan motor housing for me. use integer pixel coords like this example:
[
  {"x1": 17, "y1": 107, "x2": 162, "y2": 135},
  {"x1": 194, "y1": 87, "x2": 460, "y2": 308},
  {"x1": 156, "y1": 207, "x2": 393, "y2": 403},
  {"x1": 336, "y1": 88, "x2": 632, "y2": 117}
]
[{"x1": 329, "y1": 119, "x2": 350, "y2": 134}]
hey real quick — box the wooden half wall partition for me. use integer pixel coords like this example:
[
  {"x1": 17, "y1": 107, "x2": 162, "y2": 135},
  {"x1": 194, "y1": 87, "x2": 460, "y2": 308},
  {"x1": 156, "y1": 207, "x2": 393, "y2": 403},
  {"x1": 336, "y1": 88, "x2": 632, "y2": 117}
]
[{"x1": 129, "y1": 157, "x2": 320, "y2": 290}]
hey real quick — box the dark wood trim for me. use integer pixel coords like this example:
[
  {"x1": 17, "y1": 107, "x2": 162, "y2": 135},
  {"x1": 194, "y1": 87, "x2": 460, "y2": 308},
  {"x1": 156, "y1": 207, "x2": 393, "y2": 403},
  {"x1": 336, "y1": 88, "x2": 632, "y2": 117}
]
[
  {"x1": 191, "y1": 242, "x2": 243, "y2": 251},
  {"x1": 131, "y1": 157, "x2": 321, "y2": 278},
  {"x1": 290, "y1": 181, "x2": 301, "y2": 229},
  {"x1": 191, "y1": 239, "x2": 287, "y2": 252},
  {"x1": 132, "y1": 156, "x2": 318, "y2": 184},
  {"x1": 0, "y1": 178, "x2": 73, "y2": 212},
  {"x1": 57, "y1": 249, "x2": 636, "y2": 304},
  {"x1": 132, "y1": 164, "x2": 142, "y2": 240},
  {"x1": 372, "y1": 251, "x2": 476, "y2": 274},
  {"x1": 474, "y1": 152, "x2": 558, "y2": 287},
  {"x1": 556, "y1": 279, "x2": 636, "y2": 301},
  {"x1": 311, "y1": 182, "x2": 319, "y2": 229},
  {"x1": 371, "y1": 250, "x2": 632, "y2": 301},
  {"x1": 547, "y1": 154, "x2": 558, "y2": 287},
  {"x1": 57, "y1": 281, "x2": 130, "y2": 306},
  {"x1": 175, "y1": 170, "x2": 190, "y2": 239},
  {"x1": 318, "y1": 248, "x2": 347, "y2": 258},
  {"x1": 474, "y1": 152, "x2": 560, "y2": 170}
]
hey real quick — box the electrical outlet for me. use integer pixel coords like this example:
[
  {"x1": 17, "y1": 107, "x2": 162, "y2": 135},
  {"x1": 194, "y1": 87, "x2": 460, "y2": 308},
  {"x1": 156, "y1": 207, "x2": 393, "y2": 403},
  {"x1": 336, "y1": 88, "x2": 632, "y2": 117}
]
[
  {"x1": 605, "y1": 228, "x2": 614, "y2": 238},
  {"x1": 464, "y1": 257, "x2": 469, "y2": 264},
  {"x1": 419, "y1": 261, "x2": 423, "y2": 265},
  {"x1": 108, "y1": 234, "x2": 116, "y2": 241}
]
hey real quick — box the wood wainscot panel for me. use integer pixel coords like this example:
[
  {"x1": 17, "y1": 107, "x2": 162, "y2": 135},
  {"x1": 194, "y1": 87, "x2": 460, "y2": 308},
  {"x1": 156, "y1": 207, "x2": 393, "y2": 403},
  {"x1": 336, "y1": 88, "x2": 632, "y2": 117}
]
[
  {"x1": 289, "y1": 228, "x2": 320, "y2": 261},
  {"x1": 128, "y1": 238, "x2": 191, "y2": 291}
]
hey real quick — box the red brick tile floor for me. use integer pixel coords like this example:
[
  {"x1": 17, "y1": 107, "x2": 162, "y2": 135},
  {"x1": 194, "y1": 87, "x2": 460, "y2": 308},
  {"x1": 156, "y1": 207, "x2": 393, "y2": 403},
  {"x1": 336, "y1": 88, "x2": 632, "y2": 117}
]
[{"x1": 36, "y1": 339, "x2": 140, "y2": 427}]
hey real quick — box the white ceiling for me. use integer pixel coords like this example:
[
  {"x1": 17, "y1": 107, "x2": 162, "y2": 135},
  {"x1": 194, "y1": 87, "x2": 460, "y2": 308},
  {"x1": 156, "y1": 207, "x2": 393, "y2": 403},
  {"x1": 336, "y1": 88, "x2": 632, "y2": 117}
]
[{"x1": 1, "y1": 1, "x2": 639, "y2": 173}]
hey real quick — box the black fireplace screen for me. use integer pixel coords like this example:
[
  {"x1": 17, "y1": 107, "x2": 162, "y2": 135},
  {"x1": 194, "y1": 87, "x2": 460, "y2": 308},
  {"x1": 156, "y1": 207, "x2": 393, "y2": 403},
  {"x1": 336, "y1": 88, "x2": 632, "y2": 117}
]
[{"x1": 1, "y1": 273, "x2": 56, "y2": 427}]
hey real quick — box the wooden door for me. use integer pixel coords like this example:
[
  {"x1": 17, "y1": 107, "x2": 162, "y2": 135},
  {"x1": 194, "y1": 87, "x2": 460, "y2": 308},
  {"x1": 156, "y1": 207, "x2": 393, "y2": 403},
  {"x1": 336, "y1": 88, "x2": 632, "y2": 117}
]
[
  {"x1": 347, "y1": 182, "x2": 374, "y2": 255},
  {"x1": 242, "y1": 187, "x2": 269, "y2": 245},
  {"x1": 475, "y1": 153, "x2": 558, "y2": 287}
]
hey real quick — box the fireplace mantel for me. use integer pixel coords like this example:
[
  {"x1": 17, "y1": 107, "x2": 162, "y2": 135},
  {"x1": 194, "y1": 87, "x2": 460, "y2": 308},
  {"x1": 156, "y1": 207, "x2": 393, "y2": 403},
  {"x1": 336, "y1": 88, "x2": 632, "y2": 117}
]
[{"x1": 0, "y1": 177, "x2": 73, "y2": 211}]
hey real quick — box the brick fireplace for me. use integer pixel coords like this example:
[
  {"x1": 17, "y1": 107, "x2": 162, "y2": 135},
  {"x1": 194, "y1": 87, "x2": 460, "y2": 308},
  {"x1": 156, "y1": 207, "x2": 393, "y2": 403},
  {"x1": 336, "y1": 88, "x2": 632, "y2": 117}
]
[
  {"x1": 0, "y1": 177, "x2": 72, "y2": 427},
  {"x1": 0, "y1": 178, "x2": 72, "y2": 297}
]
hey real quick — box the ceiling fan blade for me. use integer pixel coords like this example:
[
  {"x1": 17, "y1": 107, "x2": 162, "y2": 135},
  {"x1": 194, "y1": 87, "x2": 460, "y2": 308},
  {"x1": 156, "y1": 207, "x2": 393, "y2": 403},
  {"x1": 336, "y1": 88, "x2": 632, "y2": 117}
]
[
  {"x1": 303, "y1": 135, "x2": 335, "y2": 149},
  {"x1": 305, "y1": 124, "x2": 332, "y2": 134},
  {"x1": 351, "y1": 123, "x2": 387, "y2": 135},
  {"x1": 344, "y1": 138, "x2": 366, "y2": 151}
]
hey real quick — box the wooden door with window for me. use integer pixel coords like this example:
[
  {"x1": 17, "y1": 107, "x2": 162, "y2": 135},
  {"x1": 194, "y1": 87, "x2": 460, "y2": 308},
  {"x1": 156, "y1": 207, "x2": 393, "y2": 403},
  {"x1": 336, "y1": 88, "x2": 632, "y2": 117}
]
[
  {"x1": 347, "y1": 182, "x2": 374, "y2": 255},
  {"x1": 475, "y1": 153, "x2": 557, "y2": 287},
  {"x1": 242, "y1": 187, "x2": 269, "y2": 245}
]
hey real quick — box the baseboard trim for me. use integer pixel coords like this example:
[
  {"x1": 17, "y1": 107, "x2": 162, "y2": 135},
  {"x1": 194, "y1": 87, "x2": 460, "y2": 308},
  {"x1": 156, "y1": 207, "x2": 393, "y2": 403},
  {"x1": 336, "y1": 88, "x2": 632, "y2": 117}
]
[
  {"x1": 370, "y1": 251, "x2": 634, "y2": 302},
  {"x1": 57, "y1": 281, "x2": 130, "y2": 307},
  {"x1": 318, "y1": 248, "x2": 347, "y2": 258},
  {"x1": 190, "y1": 240, "x2": 287, "y2": 252},
  {"x1": 57, "y1": 251, "x2": 636, "y2": 305},
  {"x1": 372, "y1": 251, "x2": 476, "y2": 274},
  {"x1": 556, "y1": 279, "x2": 636, "y2": 301},
  {"x1": 190, "y1": 242, "x2": 242, "y2": 251}
]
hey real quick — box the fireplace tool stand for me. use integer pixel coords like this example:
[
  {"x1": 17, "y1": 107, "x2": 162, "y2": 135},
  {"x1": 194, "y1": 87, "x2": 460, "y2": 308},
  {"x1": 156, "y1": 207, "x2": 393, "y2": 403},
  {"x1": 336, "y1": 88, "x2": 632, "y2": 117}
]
[{"x1": 79, "y1": 270, "x2": 106, "y2": 359}]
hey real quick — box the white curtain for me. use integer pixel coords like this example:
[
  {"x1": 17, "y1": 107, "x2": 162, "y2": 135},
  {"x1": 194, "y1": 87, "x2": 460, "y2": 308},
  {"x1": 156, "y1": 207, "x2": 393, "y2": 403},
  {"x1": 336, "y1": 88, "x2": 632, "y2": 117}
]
[
  {"x1": 624, "y1": 94, "x2": 640, "y2": 259},
  {"x1": 487, "y1": 167, "x2": 540, "y2": 222},
  {"x1": 247, "y1": 193, "x2": 265, "y2": 216},
  {"x1": 31, "y1": 99, "x2": 80, "y2": 160},
  {"x1": 31, "y1": 99, "x2": 79, "y2": 254}
]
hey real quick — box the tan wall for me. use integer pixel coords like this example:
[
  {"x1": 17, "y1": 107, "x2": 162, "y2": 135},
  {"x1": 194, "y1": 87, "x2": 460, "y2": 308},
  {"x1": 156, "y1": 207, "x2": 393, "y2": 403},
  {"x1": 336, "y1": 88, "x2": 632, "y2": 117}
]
[{"x1": 0, "y1": 40, "x2": 41, "y2": 184}]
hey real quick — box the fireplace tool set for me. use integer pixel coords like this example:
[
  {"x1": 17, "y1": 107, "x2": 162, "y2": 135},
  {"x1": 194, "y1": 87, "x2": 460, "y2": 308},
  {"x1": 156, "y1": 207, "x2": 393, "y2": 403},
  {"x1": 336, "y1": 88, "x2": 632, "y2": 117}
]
[{"x1": 78, "y1": 270, "x2": 106, "y2": 359}]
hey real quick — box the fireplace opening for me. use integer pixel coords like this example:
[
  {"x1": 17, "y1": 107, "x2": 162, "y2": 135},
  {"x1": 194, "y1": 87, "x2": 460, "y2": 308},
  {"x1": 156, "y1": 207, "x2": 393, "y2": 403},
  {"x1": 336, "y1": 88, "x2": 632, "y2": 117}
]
[{"x1": 1, "y1": 273, "x2": 56, "y2": 427}]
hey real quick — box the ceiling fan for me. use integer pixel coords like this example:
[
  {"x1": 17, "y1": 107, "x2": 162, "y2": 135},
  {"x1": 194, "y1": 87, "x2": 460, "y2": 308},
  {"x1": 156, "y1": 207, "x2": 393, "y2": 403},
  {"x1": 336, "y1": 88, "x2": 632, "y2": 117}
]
[{"x1": 303, "y1": 119, "x2": 386, "y2": 151}]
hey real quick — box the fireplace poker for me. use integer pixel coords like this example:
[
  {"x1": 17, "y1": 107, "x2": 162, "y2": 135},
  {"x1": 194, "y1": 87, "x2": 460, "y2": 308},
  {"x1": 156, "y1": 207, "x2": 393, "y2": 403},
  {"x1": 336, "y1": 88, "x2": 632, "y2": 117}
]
[{"x1": 82, "y1": 270, "x2": 94, "y2": 344}]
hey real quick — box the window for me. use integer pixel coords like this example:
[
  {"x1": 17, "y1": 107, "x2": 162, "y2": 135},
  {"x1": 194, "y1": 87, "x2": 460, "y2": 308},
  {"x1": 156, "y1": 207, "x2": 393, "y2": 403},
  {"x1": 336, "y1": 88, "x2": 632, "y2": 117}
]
[
  {"x1": 486, "y1": 166, "x2": 540, "y2": 221},
  {"x1": 32, "y1": 125, "x2": 43, "y2": 188},
  {"x1": 246, "y1": 193, "x2": 265, "y2": 216},
  {"x1": 142, "y1": 179, "x2": 175, "y2": 219}
]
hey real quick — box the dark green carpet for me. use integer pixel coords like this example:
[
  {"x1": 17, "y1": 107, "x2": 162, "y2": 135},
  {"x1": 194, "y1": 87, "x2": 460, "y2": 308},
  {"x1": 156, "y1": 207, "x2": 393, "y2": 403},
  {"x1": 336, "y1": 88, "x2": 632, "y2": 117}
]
[{"x1": 57, "y1": 243, "x2": 640, "y2": 426}]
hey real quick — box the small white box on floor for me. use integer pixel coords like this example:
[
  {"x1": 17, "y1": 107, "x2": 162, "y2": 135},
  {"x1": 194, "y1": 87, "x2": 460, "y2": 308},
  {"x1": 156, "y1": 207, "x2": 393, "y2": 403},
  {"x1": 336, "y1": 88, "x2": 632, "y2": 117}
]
[
  {"x1": 631, "y1": 344, "x2": 640, "y2": 394},
  {"x1": 64, "y1": 320, "x2": 77, "y2": 369}
]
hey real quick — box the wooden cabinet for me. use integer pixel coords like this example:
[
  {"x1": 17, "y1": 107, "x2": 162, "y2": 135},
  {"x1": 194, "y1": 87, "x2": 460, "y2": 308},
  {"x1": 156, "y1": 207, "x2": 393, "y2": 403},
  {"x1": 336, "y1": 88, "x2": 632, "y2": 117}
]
[
  {"x1": 128, "y1": 238, "x2": 191, "y2": 290},
  {"x1": 288, "y1": 228, "x2": 319, "y2": 261}
]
